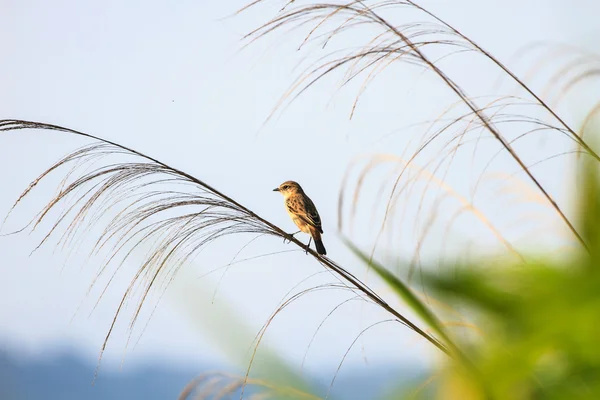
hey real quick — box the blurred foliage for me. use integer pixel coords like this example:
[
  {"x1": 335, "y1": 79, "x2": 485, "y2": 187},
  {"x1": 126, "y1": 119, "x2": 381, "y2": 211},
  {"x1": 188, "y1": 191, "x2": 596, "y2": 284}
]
[{"x1": 364, "y1": 160, "x2": 600, "y2": 399}]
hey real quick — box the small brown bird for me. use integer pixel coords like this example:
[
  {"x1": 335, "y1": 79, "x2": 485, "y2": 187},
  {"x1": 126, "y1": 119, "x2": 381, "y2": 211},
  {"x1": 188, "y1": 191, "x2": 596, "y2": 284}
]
[{"x1": 273, "y1": 180, "x2": 327, "y2": 255}]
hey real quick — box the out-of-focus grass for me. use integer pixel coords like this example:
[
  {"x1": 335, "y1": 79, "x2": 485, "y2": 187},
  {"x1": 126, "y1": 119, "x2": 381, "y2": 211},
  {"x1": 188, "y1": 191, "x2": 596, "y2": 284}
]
[{"x1": 359, "y1": 159, "x2": 600, "y2": 399}]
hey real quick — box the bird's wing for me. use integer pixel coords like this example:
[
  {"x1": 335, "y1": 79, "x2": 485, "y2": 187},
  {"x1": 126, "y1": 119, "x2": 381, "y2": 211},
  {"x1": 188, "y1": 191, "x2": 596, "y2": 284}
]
[
  {"x1": 303, "y1": 196, "x2": 323, "y2": 233},
  {"x1": 286, "y1": 195, "x2": 323, "y2": 234}
]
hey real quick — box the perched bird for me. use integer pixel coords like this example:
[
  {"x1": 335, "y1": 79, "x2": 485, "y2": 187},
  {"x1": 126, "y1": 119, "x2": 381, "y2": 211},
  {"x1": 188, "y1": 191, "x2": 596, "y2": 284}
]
[{"x1": 273, "y1": 180, "x2": 327, "y2": 255}]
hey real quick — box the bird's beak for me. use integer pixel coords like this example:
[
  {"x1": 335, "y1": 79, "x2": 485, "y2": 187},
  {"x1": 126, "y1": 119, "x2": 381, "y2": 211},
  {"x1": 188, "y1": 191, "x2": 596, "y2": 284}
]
[{"x1": 273, "y1": 188, "x2": 280, "y2": 192}]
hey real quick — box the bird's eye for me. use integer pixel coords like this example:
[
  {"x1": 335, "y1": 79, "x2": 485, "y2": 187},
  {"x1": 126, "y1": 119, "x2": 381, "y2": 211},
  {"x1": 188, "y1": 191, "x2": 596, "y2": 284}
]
[{"x1": 283, "y1": 185, "x2": 288, "y2": 190}]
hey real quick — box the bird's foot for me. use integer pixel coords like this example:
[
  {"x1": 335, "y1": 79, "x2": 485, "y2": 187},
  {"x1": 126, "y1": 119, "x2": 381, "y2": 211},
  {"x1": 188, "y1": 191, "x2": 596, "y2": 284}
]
[
  {"x1": 305, "y1": 237, "x2": 312, "y2": 255},
  {"x1": 283, "y1": 230, "x2": 301, "y2": 244}
]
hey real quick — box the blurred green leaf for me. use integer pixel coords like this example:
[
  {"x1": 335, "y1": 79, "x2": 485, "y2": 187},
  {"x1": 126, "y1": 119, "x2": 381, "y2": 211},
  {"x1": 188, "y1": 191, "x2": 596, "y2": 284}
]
[{"x1": 416, "y1": 160, "x2": 600, "y2": 399}]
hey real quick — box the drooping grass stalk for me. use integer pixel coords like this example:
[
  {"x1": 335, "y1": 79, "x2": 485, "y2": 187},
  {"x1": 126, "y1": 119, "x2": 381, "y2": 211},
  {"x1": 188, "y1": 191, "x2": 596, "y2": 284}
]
[
  {"x1": 403, "y1": 0, "x2": 600, "y2": 156},
  {"x1": 241, "y1": 0, "x2": 599, "y2": 251},
  {"x1": 0, "y1": 119, "x2": 451, "y2": 371}
]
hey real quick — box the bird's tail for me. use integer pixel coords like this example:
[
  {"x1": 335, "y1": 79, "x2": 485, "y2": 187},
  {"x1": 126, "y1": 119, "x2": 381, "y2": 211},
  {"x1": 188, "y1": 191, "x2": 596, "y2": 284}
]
[{"x1": 313, "y1": 231, "x2": 327, "y2": 255}]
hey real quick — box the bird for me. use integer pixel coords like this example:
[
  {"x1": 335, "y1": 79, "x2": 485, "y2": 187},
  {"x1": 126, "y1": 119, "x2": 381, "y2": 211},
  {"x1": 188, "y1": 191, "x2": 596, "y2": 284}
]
[{"x1": 273, "y1": 180, "x2": 327, "y2": 255}]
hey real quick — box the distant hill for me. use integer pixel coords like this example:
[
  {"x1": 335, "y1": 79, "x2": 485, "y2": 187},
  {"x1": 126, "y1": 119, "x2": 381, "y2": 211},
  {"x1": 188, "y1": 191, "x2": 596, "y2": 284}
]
[
  {"x1": 0, "y1": 350, "x2": 201, "y2": 400},
  {"x1": 0, "y1": 350, "x2": 427, "y2": 399}
]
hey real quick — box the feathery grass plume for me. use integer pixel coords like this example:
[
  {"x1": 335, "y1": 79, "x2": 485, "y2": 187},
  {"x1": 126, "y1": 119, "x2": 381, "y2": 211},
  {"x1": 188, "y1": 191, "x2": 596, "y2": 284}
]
[
  {"x1": 179, "y1": 371, "x2": 322, "y2": 400},
  {"x1": 519, "y1": 44, "x2": 600, "y2": 109},
  {"x1": 0, "y1": 120, "x2": 452, "y2": 377},
  {"x1": 239, "y1": 0, "x2": 600, "y2": 252},
  {"x1": 527, "y1": 44, "x2": 600, "y2": 141},
  {"x1": 339, "y1": 154, "x2": 524, "y2": 276}
]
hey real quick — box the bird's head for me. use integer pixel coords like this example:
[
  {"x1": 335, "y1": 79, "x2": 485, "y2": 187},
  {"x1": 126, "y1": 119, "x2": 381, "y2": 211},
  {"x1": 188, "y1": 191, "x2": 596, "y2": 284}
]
[{"x1": 273, "y1": 181, "x2": 303, "y2": 197}]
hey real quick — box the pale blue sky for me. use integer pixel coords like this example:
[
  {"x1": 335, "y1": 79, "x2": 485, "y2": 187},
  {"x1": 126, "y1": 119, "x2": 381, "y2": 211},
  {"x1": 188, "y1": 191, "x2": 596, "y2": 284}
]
[{"x1": 0, "y1": 0, "x2": 598, "y2": 382}]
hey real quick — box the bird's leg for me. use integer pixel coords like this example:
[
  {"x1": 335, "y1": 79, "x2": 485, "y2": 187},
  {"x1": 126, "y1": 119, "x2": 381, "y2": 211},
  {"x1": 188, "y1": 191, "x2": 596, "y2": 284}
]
[
  {"x1": 283, "y1": 230, "x2": 301, "y2": 244},
  {"x1": 306, "y1": 237, "x2": 312, "y2": 254}
]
